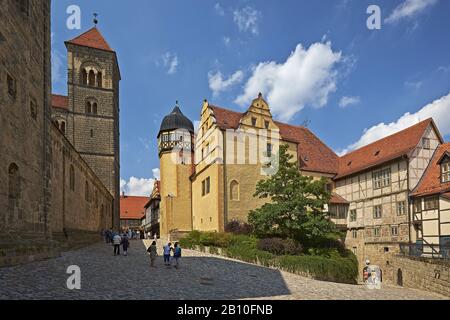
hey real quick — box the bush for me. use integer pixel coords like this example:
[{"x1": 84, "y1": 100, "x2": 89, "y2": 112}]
[
  {"x1": 225, "y1": 220, "x2": 253, "y2": 235},
  {"x1": 257, "y1": 238, "x2": 303, "y2": 256}
]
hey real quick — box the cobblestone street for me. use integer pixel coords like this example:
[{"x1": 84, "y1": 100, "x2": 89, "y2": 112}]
[{"x1": 0, "y1": 240, "x2": 447, "y2": 300}]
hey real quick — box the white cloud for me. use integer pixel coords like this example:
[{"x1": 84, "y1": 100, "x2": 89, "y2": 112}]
[
  {"x1": 152, "y1": 168, "x2": 160, "y2": 180},
  {"x1": 161, "y1": 52, "x2": 178, "y2": 75},
  {"x1": 214, "y1": 3, "x2": 225, "y2": 16},
  {"x1": 233, "y1": 6, "x2": 261, "y2": 35},
  {"x1": 208, "y1": 70, "x2": 244, "y2": 96},
  {"x1": 120, "y1": 169, "x2": 160, "y2": 197},
  {"x1": 223, "y1": 36, "x2": 231, "y2": 46},
  {"x1": 385, "y1": 0, "x2": 438, "y2": 24},
  {"x1": 339, "y1": 92, "x2": 450, "y2": 155},
  {"x1": 235, "y1": 42, "x2": 342, "y2": 122},
  {"x1": 339, "y1": 96, "x2": 360, "y2": 108},
  {"x1": 405, "y1": 80, "x2": 423, "y2": 89}
]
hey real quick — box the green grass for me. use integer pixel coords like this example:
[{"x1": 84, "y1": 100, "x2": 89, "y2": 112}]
[{"x1": 180, "y1": 231, "x2": 358, "y2": 284}]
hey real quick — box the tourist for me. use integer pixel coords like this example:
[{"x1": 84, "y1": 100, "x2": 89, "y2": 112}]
[
  {"x1": 147, "y1": 241, "x2": 158, "y2": 267},
  {"x1": 121, "y1": 233, "x2": 130, "y2": 256},
  {"x1": 173, "y1": 242, "x2": 182, "y2": 269},
  {"x1": 163, "y1": 242, "x2": 172, "y2": 266},
  {"x1": 128, "y1": 229, "x2": 132, "y2": 240},
  {"x1": 113, "y1": 232, "x2": 122, "y2": 256}
]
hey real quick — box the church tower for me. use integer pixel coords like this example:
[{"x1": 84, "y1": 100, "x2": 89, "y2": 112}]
[
  {"x1": 64, "y1": 27, "x2": 121, "y2": 229},
  {"x1": 158, "y1": 104, "x2": 195, "y2": 238}
]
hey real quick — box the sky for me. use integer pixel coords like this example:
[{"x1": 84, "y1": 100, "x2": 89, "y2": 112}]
[{"x1": 50, "y1": 0, "x2": 450, "y2": 196}]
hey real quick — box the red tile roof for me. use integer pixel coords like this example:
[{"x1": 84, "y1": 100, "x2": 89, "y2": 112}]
[
  {"x1": 52, "y1": 94, "x2": 68, "y2": 110},
  {"x1": 66, "y1": 27, "x2": 114, "y2": 52},
  {"x1": 208, "y1": 105, "x2": 339, "y2": 175},
  {"x1": 120, "y1": 196, "x2": 148, "y2": 220},
  {"x1": 330, "y1": 193, "x2": 349, "y2": 204},
  {"x1": 336, "y1": 119, "x2": 437, "y2": 179},
  {"x1": 411, "y1": 143, "x2": 450, "y2": 197}
]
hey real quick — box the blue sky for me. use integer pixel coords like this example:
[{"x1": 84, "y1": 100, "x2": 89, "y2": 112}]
[{"x1": 51, "y1": 0, "x2": 450, "y2": 196}]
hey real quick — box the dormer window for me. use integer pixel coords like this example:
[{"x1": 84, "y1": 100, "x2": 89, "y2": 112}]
[
  {"x1": 251, "y1": 117, "x2": 257, "y2": 127},
  {"x1": 264, "y1": 120, "x2": 270, "y2": 129},
  {"x1": 442, "y1": 162, "x2": 450, "y2": 183}
]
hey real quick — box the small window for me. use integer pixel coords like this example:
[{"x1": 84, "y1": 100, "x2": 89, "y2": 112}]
[
  {"x1": 264, "y1": 120, "x2": 270, "y2": 129},
  {"x1": 424, "y1": 196, "x2": 438, "y2": 211},
  {"x1": 373, "y1": 205, "x2": 382, "y2": 219},
  {"x1": 206, "y1": 177, "x2": 211, "y2": 194},
  {"x1": 93, "y1": 103, "x2": 98, "y2": 115},
  {"x1": 422, "y1": 137, "x2": 431, "y2": 150},
  {"x1": 391, "y1": 226, "x2": 399, "y2": 236},
  {"x1": 61, "y1": 122, "x2": 66, "y2": 134},
  {"x1": 89, "y1": 70, "x2": 96, "y2": 86},
  {"x1": 266, "y1": 143, "x2": 272, "y2": 157},
  {"x1": 30, "y1": 99, "x2": 37, "y2": 120},
  {"x1": 97, "y1": 71, "x2": 103, "y2": 88},
  {"x1": 352, "y1": 229, "x2": 358, "y2": 239},
  {"x1": 350, "y1": 209, "x2": 357, "y2": 222},
  {"x1": 338, "y1": 205, "x2": 348, "y2": 219},
  {"x1": 230, "y1": 180, "x2": 239, "y2": 201},
  {"x1": 86, "y1": 101, "x2": 92, "y2": 114},
  {"x1": 7, "y1": 73, "x2": 17, "y2": 98},
  {"x1": 442, "y1": 162, "x2": 450, "y2": 183},
  {"x1": 251, "y1": 117, "x2": 257, "y2": 126},
  {"x1": 82, "y1": 69, "x2": 88, "y2": 85},
  {"x1": 374, "y1": 227, "x2": 381, "y2": 237},
  {"x1": 90, "y1": 129, "x2": 94, "y2": 138},
  {"x1": 413, "y1": 199, "x2": 422, "y2": 213},
  {"x1": 397, "y1": 201, "x2": 406, "y2": 216}
]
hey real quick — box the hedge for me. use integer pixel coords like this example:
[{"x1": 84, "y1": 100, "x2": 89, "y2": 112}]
[{"x1": 179, "y1": 231, "x2": 358, "y2": 284}]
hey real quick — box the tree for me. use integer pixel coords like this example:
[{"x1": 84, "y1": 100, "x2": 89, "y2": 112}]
[{"x1": 248, "y1": 144, "x2": 334, "y2": 241}]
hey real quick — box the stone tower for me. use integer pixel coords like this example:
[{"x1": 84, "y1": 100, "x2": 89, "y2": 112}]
[
  {"x1": 158, "y1": 104, "x2": 195, "y2": 238},
  {"x1": 64, "y1": 27, "x2": 121, "y2": 229}
]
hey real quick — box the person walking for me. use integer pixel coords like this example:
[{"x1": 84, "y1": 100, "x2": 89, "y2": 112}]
[
  {"x1": 113, "y1": 232, "x2": 122, "y2": 256},
  {"x1": 147, "y1": 241, "x2": 158, "y2": 267},
  {"x1": 173, "y1": 242, "x2": 182, "y2": 269},
  {"x1": 121, "y1": 233, "x2": 130, "y2": 256},
  {"x1": 163, "y1": 242, "x2": 172, "y2": 267}
]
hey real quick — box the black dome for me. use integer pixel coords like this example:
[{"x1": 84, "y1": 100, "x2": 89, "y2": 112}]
[{"x1": 158, "y1": 105, "x2": 194, "y2": 136}]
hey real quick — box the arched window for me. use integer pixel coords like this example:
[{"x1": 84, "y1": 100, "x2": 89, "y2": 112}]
[
  {"x1": 90, "y1": 129, "x2": 94, "y2": 138},
  {"x1": 89, "y1": 70, "x2": 96, "y2": 86},
  {"x1": 97, "y1": 71, "x2": 103, "y2": 88},
  {"x1": 93, "y1": 102, "x2": 98, "y2": 115},
  {"x1": 81, "y1": 69, "x2": 88, "y2": 85},
  {"x1": 86, "y1": 101, "x2": 92, "y2": 114},
  {"x1": 60, "y1": 121, "x2": 66, "y2": 134},
  {"x1": 8, "y1": 163, "x2": 20, "y2": 200},
  {"x1": 230, "y1": 180, "x2": 239, "y2": 201},
  {"x1": 69, "y1": 165, "x2": 75, "y2": 191}
]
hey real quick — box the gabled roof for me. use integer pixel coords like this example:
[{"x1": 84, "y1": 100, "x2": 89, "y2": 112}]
[
  {"x1": 208, "y1": 105, "x2": 339, "y2": 175},
  {"x1": 336, "y1": 118, "x2": 440, "y2": 179},
  {"x1": 66, "y1": 27, "x2": 114, "y2": 52},
  {"x1": 120, "y1": 196, "x2": 148, "y2": 220},
  {"x1": 411, "y1": 143, "x2": 450, "y2": 197},
  {"x1": 330, "y1": 193, "x2": 349, "y2": 205},
  {"x1": 51, "y1": 94, "x2": 68, "y2": 110}
]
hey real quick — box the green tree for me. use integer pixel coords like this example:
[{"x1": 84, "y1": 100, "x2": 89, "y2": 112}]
[{"x1": 249, "y1": 144, "x2": 334, "y2": 241}]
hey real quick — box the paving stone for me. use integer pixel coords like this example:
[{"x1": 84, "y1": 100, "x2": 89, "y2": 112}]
[{"x1": 0, "y1": 240, "x2": 446, "y2": 300}]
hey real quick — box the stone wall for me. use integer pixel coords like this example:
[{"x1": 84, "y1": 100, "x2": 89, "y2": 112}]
[
  {"x1": 388, "y1": 255, "x2": 450, "y2": 297},
  {"x1": 50, "y1": 124, "x2": 114, "y2": 248}
]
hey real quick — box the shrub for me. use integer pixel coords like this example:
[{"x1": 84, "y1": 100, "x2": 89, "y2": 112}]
[
  {"x1": 257, "y1": 238, "x2": 303, "y2": 256},
  {"x1": 225, "y1": 220, "x2": 253, "y2": 235}
]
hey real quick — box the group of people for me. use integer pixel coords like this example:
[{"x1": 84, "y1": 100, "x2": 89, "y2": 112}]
[
  {"x1": 101, "y1": 229, "x2": 132, "y2": 256},
  {"x1": 147, "y1": 241, "x2": 182, "y2": 269}
]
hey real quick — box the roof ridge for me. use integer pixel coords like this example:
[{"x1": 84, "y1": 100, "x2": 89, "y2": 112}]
[
  {"x1": 66, "y1": 27, "x2": 114, "y2": 52},
  {"x1": 340, "y1": 118, "x2": 432, "y2": 158}
]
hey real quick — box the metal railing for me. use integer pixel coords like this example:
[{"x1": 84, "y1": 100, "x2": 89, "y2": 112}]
[{"x1": 399, "y1": 243, "x2": 450, "y2": 260}]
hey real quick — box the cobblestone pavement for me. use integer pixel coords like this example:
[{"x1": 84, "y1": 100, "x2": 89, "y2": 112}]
[{"x1": 0, "y1": 240, "x2": 447, "y2": 300}]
